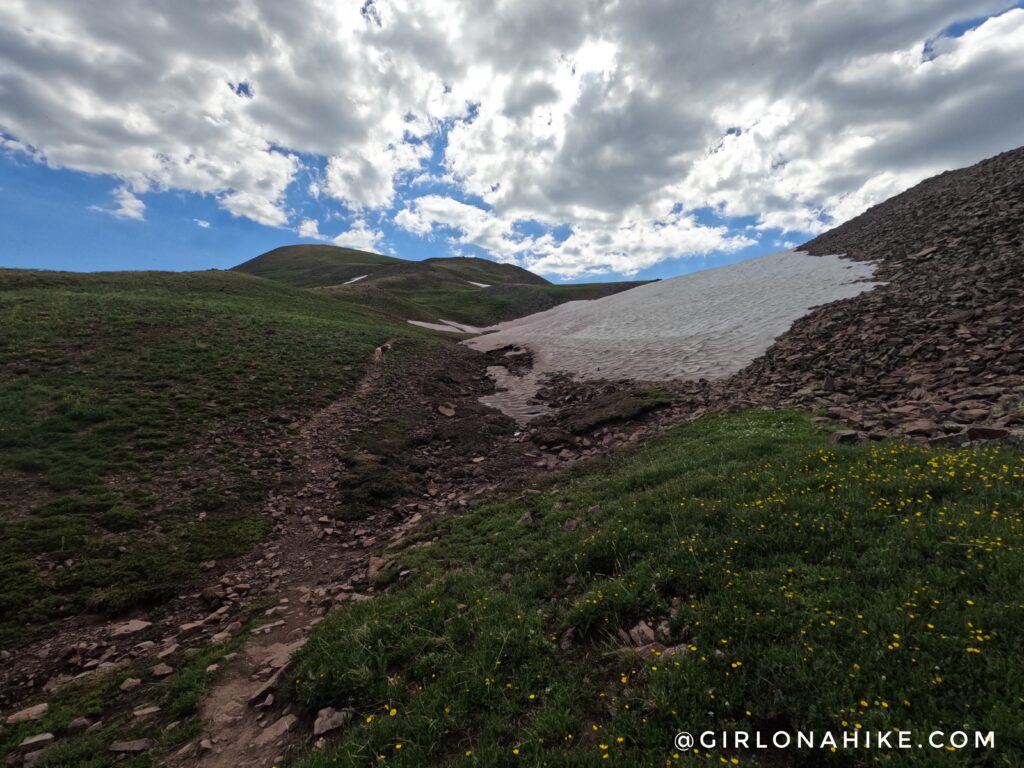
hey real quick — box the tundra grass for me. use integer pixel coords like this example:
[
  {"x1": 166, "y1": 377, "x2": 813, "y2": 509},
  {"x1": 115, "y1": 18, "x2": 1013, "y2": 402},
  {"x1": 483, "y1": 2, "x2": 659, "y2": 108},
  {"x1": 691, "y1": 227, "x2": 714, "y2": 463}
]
[
  {"x1": 291, "y1": 411, "x2": 1024, "y2": 767},
  {"x1": 0, "y1": 268, "x2": 423, "y2": 643}
]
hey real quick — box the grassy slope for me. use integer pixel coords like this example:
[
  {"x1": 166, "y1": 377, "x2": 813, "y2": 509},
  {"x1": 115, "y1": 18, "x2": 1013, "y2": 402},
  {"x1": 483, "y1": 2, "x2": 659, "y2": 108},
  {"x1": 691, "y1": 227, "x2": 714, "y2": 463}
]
[
  {"x1": 292, "y1": 411, "x2": 1024, "y2": 767},
  {"x1": 0, "y1": 268, "x2": 426, "y2": 644},
  {"x1": 324, "y1": 279, "x2": 646, "y2": 327},
  {"x1": 422, "y1": 257, "x2": 549, "y2": 286},
  {"x1": 236, "y1": 244, "x2": 646, "y2": 326},
  {"x1": 232, "y1": 244, "x2": 403, "y2": 287},
  {"x1": 233, "y1": 245, "x2": 546, "y2": 289}
]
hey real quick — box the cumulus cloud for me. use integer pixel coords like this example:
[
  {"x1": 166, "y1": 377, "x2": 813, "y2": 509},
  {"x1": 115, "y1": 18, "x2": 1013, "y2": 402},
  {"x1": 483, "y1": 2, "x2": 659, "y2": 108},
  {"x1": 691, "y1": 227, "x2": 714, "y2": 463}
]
[
  {"x1": 90, "y1": 186, "x2": 145, "y2": 221},
  {"x1": 2, "y1": 0, "x2": 1023, "y2": 275},
  {"x1": 297, "y1": 218, "x2": 326, "y2": 241},
  {"x1": 193, "y1": 218, "x2": 211, "y2": 229},
  {"x1": 332, "y1": 219, "x2": 384, "y2": 252},
  {"x1": 395, "y1": 195, "x2": 755, "y2": 276}
]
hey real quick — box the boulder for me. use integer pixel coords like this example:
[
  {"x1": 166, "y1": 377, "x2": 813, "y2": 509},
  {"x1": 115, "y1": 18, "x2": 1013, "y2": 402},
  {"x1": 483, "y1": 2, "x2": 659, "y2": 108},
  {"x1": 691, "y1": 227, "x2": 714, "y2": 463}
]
[{"x1": 313, "y1": 707, "x2": 353, "y2": 737}]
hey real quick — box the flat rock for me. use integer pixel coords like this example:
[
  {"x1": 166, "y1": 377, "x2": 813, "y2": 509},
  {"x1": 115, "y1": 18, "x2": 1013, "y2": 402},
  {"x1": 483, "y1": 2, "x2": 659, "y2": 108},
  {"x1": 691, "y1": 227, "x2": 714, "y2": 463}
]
[
  {"x1": 109, "y1": 739, "x2": 154, "y2": 753},
  {"x1": 150, "y1": 663, "x2": 174, "y2": 678},
  {"x1": 248, "y1": 669, "x2": 283, "y2": 706},
  {"x1": 120, "y1": 677, "x2": 142, "y2": 691},
  {"x1": 627, "y1": 620, "x2": 657, "y2": 646},
  {"x1": 254, "y1": 714, "x2": 297, "y2": 747},
  {"x1": 110, "y1": 619, "x2": 152, "y2": 637},
  {"x1": 6, "y1": 703, "x2": 48, "y2": 724},
  {"x1": 19, "y1": 732, "x2": 55, "y2": 749}
]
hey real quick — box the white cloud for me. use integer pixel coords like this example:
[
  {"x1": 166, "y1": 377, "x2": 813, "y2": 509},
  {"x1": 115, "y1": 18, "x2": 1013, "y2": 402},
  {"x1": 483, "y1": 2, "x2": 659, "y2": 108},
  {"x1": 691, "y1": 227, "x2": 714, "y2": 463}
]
[
  {"x1": 395, "y1": 195, "x2": 754, "y2": 277},
  {"x1": 193, "y1": 218, "x2": 211, "y2": 228},
  {"x1": 90, "y1": 186, "x2": 145, "y2": 220},
  {"x1": 2, "y1": 0, "x2": 1023, "y2": 274},
  {"x1": 297, "y1": 218, "x2": 326, "y2": 240},
  {"x1": 325, "y1": 139, "x2": 432, "y2": 210},
  {"x1": 332, "y1": 219, "x2": 384, "y2": 251}
]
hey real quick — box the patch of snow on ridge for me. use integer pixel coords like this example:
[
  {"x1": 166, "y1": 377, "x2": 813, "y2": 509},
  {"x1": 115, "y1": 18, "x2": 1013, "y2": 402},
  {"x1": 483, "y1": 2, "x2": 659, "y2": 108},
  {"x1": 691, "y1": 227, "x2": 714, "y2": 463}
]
[
  {"x1": 408, "y1": 319, "x2": 486, "y2": 334},
  {"x1": 342, "y1": 274, "x2": 368, "y2": 285},
  {"x1": 467, "y1": 281, "x2": 491, "y2": 288},
  {"x1": 465, "y1": 250, "x2": 880, "y2": 382}
]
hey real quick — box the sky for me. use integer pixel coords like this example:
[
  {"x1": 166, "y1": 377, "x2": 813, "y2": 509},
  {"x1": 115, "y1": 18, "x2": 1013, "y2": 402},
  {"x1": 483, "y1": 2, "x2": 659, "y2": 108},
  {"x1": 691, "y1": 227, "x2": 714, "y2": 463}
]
[{"x1": 1, "y1": 1, "x2": 1023, "y2": 283}]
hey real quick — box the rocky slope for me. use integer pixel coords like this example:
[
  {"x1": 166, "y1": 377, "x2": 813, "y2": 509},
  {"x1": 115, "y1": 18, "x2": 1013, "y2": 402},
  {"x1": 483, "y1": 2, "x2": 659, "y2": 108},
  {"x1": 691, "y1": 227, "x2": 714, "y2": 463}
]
[{"x1": 722, "y1": 145, "x2": 1024, "y2": 444}]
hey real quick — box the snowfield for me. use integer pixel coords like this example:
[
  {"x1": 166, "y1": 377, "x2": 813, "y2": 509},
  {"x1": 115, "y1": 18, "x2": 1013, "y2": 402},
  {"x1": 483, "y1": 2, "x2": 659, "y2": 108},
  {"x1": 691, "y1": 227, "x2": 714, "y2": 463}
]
[{"x1": 466, "y1": 250, "x2": 880, "y2": 382}]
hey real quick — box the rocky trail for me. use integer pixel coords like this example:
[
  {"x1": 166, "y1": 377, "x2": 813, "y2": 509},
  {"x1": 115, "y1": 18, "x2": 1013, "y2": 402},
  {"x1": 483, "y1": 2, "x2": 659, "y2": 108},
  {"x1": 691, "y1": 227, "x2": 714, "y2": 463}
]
[
  {"x1": 170, "y1": 344, "x2": 700, "y2": 765},
  {"x1": 1, "y1": 337, "x2": 691, "y2": 767}
]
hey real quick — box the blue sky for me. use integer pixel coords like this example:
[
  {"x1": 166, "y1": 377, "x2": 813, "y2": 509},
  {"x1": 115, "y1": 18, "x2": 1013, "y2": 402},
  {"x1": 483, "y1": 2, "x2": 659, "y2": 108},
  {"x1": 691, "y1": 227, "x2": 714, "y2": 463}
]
[{"x1": 2, "y1": 1, "x2": 1022, "y2": 283}]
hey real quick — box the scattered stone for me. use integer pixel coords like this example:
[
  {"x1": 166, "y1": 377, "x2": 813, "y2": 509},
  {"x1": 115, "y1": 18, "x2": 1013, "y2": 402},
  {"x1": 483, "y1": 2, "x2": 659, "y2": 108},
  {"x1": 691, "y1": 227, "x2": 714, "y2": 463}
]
[
  {"x1": 248, "y1": 670, "x2": 283, "y2": 706},
  {"x1": 18, "y1": 732, "x2": 54, "y2": 750},
  {"x1": 110, "y1": 619, "x2": 151, "y2": 638},
  {"x1": 829, "y1": 430, "x2": 861, "y2": 445},
  {"x1": 313, "y1": 707, "x2": 353, "y2": 737},
  {"x1": 6, "y1": 703, "x2": 48, "y2": 724},
  {"x1": 627, "y1": 620, "x2": 657, "y2": 646},
  {"x1": 67, "y1": 717, "x2": 93, "y2": 734},
  {"x1": 150, "y1": 663, "x2": 173, "y2": 678},
  {"x1": 254, "y1": 714, "x2": 297, "y2": 747},
  {"x1": 119, "y1": 677, "x2": 142, "y2": 692},
  {"x1": 157, "y1": 643, "x2": 178, "y2": 659},
  {"x1": 108, "y1": 739, "x2": 154, "y2": 754},
  {"x1": 178, "y1": 621, "x2": 204, "y2": 638},
  {"x1": 437, "y1": 404, "x2": 456, "y2": 417},
  {"x1": 133, "y1": 706, "x2": 161, "y2": 718}
]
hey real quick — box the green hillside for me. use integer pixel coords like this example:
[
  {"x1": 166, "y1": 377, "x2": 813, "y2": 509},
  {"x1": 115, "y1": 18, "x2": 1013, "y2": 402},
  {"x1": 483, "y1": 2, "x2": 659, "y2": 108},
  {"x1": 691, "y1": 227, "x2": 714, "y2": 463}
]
[
  {"x1": 0, "y1": 268, "x2": 426, "y2": 643},
  {"x1": 232, "y1": 244, "x2": 403, "y2": 287},
  {"x1": 294, "y1": 411, "x2": 1024, "y2": 767},
  {"x1": 233, "y1": 245, "x2": 547, "y2": 289},
  {"x1": 236, "y1": 244, "x2": 645, "y2": 327}
]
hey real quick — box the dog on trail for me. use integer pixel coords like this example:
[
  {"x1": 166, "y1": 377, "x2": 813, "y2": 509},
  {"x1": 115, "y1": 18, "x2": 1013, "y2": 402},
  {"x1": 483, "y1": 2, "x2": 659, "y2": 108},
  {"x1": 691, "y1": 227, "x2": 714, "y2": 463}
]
[{"x1": 372, "y1": 342, "x2": 392, "y2": 364}]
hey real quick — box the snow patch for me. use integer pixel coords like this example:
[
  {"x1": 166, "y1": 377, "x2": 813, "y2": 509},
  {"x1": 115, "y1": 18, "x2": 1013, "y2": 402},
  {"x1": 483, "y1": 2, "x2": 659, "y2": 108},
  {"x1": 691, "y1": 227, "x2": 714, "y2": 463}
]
[{"x1": 466, "y1": 250, "x2": 880, "y2": 382}]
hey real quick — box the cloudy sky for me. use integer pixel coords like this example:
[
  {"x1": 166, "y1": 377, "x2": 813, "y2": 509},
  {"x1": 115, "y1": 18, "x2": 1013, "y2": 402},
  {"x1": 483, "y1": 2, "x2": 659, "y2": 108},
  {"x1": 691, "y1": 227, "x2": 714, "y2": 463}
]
[{"x1": 1, "y1": 1, "x2": 1023, "y2": 281}]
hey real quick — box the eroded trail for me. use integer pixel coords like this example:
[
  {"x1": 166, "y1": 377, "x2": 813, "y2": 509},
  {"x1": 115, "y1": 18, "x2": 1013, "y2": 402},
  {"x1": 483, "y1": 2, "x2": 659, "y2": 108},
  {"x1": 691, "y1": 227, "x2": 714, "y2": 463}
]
[
  {"x1": 174, "y1": 343, "x2": 402, "y2": 766},
  {"x1": 170, "y1": 341, "x2": 689, "y2": 765},
  {"x1": 0, "y1": 335, "x2": 700, "y2": 767}
]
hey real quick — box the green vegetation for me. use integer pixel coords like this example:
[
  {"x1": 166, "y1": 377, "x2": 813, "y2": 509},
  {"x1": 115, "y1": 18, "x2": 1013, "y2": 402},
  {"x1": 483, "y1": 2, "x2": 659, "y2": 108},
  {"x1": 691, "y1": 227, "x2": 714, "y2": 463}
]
[
  {"x1": 0, "y1": 626, "x2": 252, "y2": 767},
  {"x1": 0, "y1": 268, "x2": 423, "y2": 643},
  {"x1": 291, "y1": 411, "x2": 1024, "y2": 766},
  {"x1": 234, "y1": 245, "x2": 546, "y2": 289},
  {"x1": 233, "y1": 244, "x2": 403, "y2": 287},
  {"x1": 237, "y1": 244, "x2": 645, "y2": 326}
]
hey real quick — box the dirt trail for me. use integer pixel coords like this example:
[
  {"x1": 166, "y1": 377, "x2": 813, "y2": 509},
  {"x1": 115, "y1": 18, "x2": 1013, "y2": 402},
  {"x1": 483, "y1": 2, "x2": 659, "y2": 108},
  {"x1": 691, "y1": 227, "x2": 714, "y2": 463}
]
[
  {"x1": 172, "y1": 343, "x2": 399, "y2": 766},
  {"x1": 169, "y1": 341, "x2": 694, "y2": 764},
  {"x1": 1, "y1": 336, "x2": 694, "y2": 767}
]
